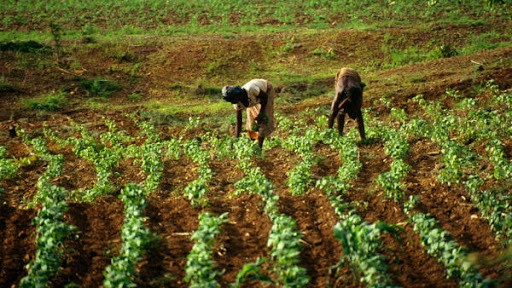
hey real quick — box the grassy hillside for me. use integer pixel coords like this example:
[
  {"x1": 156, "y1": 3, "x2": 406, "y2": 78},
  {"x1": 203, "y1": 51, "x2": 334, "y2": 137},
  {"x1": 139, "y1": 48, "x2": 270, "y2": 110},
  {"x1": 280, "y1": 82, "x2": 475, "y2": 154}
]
[{"x1": 1, "y1": 1, "x2": 511, "y2": 123}]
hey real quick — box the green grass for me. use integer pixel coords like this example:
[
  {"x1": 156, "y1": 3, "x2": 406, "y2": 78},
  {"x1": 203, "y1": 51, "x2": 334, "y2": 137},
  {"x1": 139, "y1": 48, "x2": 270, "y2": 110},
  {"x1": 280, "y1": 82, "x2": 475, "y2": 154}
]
[
  {"x1": 79, "y1": 78, "x2": 121, "y2": 98},
  {"x1": 2, "y1": 0, "x2": 511, "y2": 121},
  {"x1": 1, "y1": 0, "x2": 509, "y2": 39},
  {"x1": 23, "y1": 91, "x2": 68, "y2": 112}
]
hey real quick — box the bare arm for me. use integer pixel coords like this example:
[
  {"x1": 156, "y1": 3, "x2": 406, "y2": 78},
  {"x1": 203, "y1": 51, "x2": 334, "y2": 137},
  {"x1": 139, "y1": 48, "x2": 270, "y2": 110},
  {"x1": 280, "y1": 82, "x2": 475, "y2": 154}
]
[
  {"x1": 256, "y1": 90, "x2": 268, "y2": 123},
  {"x1": 235, "y1": 109, "x2": 242, "y2": 137},
  {"x1": 356, "y1": 110, "x2": 366, "y2": 140}
]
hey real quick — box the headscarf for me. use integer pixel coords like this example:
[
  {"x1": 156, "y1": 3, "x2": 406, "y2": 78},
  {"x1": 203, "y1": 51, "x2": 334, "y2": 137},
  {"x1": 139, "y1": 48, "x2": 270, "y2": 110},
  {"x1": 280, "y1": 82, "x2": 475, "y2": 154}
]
[{"x1": 222, "y1": 86, "x2": 244, "y2": 102}]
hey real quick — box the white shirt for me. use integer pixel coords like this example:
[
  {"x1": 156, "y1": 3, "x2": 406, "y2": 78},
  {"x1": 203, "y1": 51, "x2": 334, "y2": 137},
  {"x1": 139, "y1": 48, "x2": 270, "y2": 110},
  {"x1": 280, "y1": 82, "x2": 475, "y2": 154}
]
[{"x1": 233, "y1": 79, "x2": 268, "y2": 111}]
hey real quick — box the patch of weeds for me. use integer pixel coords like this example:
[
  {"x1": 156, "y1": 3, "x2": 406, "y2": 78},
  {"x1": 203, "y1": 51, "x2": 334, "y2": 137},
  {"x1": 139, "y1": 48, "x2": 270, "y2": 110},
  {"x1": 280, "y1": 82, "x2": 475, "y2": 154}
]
[
  {"x1": 79, "y1": 78, "x2": 121, "y2": 98},
  {"x1": 23, "y1": 91, "x2": 67, "y2": 111},
  {"x1": 428, "y1": 44, "x2": 458, "y2": 60},
  {"x1": 49, "y1": 22, "x2": 63, "y2": 62},
  {"x1": 0, "y1": 40, "x2": 51, "y2": 53},
  {"x1": 128, "y1": 62, "x2": 141, "y2": 84},
  {"x1": 279, "y1": 80, "x2": 329, "y2": 105},
  {"x1": 194, "y1": 83, "x2": 221, "y2": 98},
  {"x1": 311, "y1": 47, "x2": 336, "y2": 59},
  {"x1": 280, "y1": 37, "x2": 298, "y2": 53},
  {"x1": 69, "y1": 59, "x2": 82, "y2": 70},
  {"x1": 81, "y1": 23, "x2": 98, "y2": 44},
  {"x1": 127, "y1": 93, "x2": 142, "y2": 102},
  {"x1": 146, "y1": 102, "x2": 162, "y2": 109},
  {"x1": 386, "y1": 46, "x2": 425, "y2": 68},
  {"x1": 248, "y1": 59, "x2": 263, "y2": 73},
  {"x1": 138, "y1": 109, "x2": 187, "y2": 126},
  {"x1": 105, "y1": 45, "x2": 138, "y2": 63},
  {"x1": 0, "y1": 77, "x2": 17, "y2": 92},
  {"x1": 462, "y1": 32, "x2": 507, "y2": 54},
  {"x1": 484, "y1": 0, "x2": 507, "y2": 9},
  {"x1": 205, "y1": 58, "x2": 226, "y2": 74}
]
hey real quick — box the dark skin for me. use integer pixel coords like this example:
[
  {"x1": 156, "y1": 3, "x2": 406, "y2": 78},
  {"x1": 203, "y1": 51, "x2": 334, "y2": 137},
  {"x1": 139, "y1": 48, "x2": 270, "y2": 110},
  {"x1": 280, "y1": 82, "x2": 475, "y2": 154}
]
[
  {"x1": 224, "y1": 88, "x2": 269, "y2": 148},
  {"x1": 328, "y1": 77, "x2": 366, "y2": 140},
  {"x1": 9, "y1": 125, "x2": 16, "y2": 138}
]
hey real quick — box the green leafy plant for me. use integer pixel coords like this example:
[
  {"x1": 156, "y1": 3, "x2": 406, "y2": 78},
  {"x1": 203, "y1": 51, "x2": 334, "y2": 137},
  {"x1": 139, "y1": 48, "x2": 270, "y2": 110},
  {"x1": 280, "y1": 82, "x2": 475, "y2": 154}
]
[
  {"x1": 103, "y1": 183, "x2": 152, "y2": 288},
  {"x1": 185, "y1": 212, "x2": 229, "y2": 288},
  {"x1": 267, "y1": 214, "x2": 310, "y2": 287},
  {"x1": 0, "y1": 146, "x2": 18, "y2": 180},
  {"x1": 19, "y1": 137, "x2": 75, "y2": 288},
  {"x1": 333, "y1": 213, "x2": 402, "y2": 288},
  {"x1": 411, "y1": 212, "x2": 497, "y2": 287},
  {"x1": 231, "y1": 258, "x2": 273, "y2": 287},
  {"x1": 182, "y1": 139, "x2": 213, "y2": 207},
  {"x1": 79, "y1": 78, "x2": 121, "y2": 98},
  {"x1": 23, "y1": 91, "x2": 67, "y2": 111}
]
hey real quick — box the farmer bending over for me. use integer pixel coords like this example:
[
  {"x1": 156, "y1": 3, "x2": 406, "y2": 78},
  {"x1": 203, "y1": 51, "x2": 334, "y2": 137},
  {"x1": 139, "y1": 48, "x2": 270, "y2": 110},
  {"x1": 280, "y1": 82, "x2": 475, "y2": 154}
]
[{"x1": 222, "y1": 79, "x2": 276, "y2": 148}]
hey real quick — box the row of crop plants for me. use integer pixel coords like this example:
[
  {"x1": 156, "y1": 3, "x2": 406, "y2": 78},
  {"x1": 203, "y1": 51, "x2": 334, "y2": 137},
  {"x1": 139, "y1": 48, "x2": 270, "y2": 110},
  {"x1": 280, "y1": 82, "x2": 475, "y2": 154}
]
[
  {"x1": 102, "y1": 118, "x2": 167, "y2": 287},
  {"x1": 365, "y1": 81, "x2": 511, "y2": 287},
  {"x1": 272, "y1": 115, "x2": 403, "y2": 287},
  {"x1": 228, "y1": 135, "x2": 310, "y2": 287},
  {"x1": 33, "y1": 119, "x2": 170, "y2": 287},
  {"x1": 317, "y1": 125, "x2": 402, "y2": 288},
  {"x1": 17, "y1": 136, "x2": 75, "y2": 287},
  {"x1": 0, "y1": 145, "x2": 18, "y2": 197},
  {"x1": 412, "y1": 83, "x2": 511, "y2": 244},
  {"x1": 371, "y1": 111, "x2": 498, "y2": 287},
  {"x1": 147, "y1": 124, "x2": 311, "y2": 287}
]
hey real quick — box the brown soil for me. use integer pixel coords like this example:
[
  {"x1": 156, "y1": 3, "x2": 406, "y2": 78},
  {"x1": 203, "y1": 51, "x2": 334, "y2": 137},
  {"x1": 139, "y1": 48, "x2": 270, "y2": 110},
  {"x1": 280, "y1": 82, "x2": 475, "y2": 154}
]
[{"x1": 1, "y1": 23, "x2": 511, "y2": 288}]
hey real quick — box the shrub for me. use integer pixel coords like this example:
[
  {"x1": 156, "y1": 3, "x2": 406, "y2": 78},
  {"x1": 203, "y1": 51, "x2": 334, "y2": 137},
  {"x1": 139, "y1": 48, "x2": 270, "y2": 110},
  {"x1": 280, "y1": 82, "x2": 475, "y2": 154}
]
[
  {"x1": 24, "y1": 91, "x2": 67, "y2": 111},
  {"x1": 79, "y1": 78, "x2": 121, "y2": 98}
]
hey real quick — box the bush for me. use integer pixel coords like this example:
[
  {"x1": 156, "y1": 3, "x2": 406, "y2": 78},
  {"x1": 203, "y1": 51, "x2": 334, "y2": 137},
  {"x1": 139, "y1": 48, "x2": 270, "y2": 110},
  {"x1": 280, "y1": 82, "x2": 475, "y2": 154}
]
[
  {"x1": 0, "y1": 40, "x2": 51, "y2": 53},
  {"x1": 79, "y1": 78, "x2": 121, "y2": 98},
  {"x1": 24, "y1": 91, "x2": 67, "y2": 111},
  {"x1": 429, "y1": 44, "x2": 459, "y2": 59}
]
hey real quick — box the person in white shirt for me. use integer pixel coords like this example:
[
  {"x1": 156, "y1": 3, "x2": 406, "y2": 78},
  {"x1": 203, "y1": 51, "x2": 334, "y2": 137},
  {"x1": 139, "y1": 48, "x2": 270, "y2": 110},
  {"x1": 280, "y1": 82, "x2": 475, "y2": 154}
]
[{"x1": 222, "y1": 79, "x2": 276, "y2": 148}]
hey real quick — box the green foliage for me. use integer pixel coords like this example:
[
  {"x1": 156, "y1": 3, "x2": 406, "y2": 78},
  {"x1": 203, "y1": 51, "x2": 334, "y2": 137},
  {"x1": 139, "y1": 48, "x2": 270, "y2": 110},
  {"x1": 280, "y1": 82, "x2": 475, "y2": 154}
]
[
  {"x1": 311, "y1": 47, "x2": 336, "y2": 59},
  {"x1": 19, "y1": 137, "x2": 75, "y2": 288},
  {"x1": 1, "y1": 1, "x2": 507, "y2": 36},
  {"x1": 45, "y1": 120, "x2": 131, "y2": 201},
  {"x1": 127, "y1": 93, "x2": 142, "y2": 102},
  {"x1": 374, "y1": 124, "x2": 412, "y2": 202},
  {"x1": 182, "y1": 139, "x2": 213, "y2": 207},
  {"x1": 411, "y1": 86, "x2": 512, "y2": 243},
  {"x1": 126, "y1": 119, "x2": 164, "y2": 193},
  {"x1": 281, "y1": 133, "x2": 318, "y2": 195},
  {"x1": 79, "y1": 78, "x2": 121, "y2": 98},
  {"x1": 0, "y1": 40, "x2": 51, "y2": 53},
  {"x1": 334, "y1": 213, "x2": 401, "y2": 288},
  {"x1": 267, "y1": 215, "x2": 310, "y2": 287},
  {"x1": 228, "y1": 131, "x2": 310, "y2": 287},
  {"x1": 185, "y1": 212, "x2": 229, "y2": 288},
  {"x1": 24, "y1": 91, "x2": 67, "y2": 111},
  {"x1": 429, "y1": 44, "x2": 459, "y2": 59},
  {"x1": 316, "y1": 128, "x2": 362, "y2": 205},
  {"x1": 103, "y1": 183, "x2": 153, "y2": 288},
  {"x1": 49, "y1": 22, "x2": 63, "y2": 61},
  {"x1": 231, "y1": 258, "x2": 273, "y2": 287},
  {"x1": 0, "y1": 146, "x2": 18, "y2": 180},
  {"x1": 411, "y1": 213, "x2": 498, "y2": 287},
  {"x1": 9, "y1": 80, "x2": 512, "y2": 287}
]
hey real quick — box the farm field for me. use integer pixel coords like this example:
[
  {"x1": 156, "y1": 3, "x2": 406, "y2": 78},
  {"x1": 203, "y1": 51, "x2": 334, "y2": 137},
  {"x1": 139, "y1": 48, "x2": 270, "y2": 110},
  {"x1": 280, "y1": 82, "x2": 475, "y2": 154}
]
[{"x1": 1, "y1": 1, "x2": 512, "y2": 287}]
